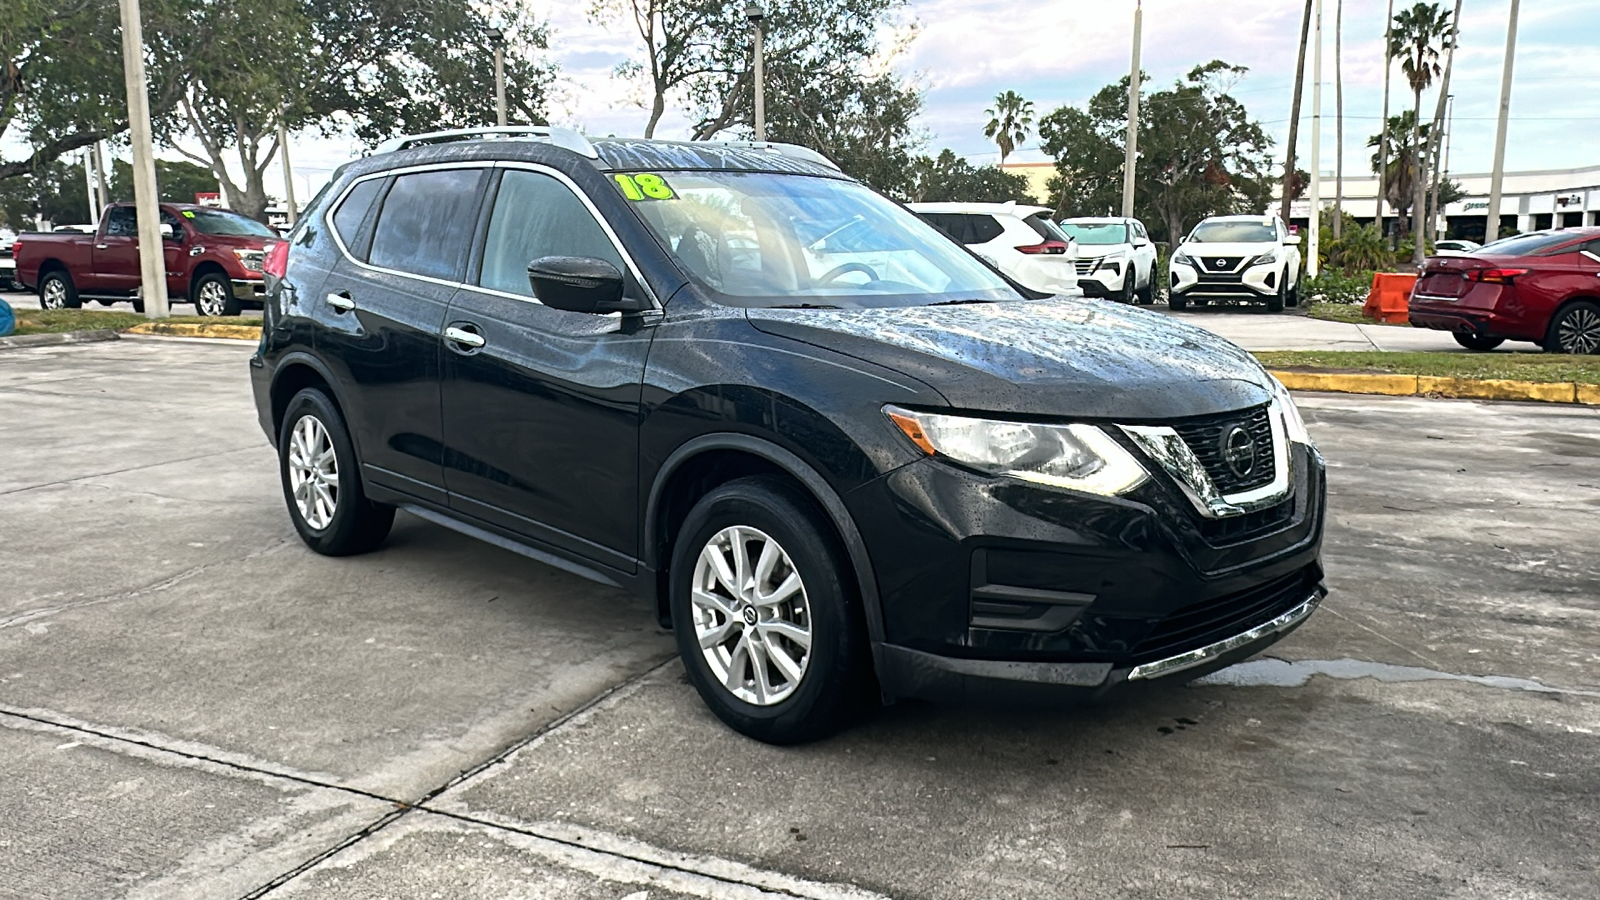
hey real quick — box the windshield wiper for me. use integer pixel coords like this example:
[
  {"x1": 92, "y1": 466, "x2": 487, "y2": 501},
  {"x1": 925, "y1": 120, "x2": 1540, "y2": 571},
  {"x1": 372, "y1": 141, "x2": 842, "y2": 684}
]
[
  {"x1": 928, "y1": 298, "x2": 996, "y2": 306},
  {"x1": 770, "y1": 303, "x2": 842, "y2": 310}
]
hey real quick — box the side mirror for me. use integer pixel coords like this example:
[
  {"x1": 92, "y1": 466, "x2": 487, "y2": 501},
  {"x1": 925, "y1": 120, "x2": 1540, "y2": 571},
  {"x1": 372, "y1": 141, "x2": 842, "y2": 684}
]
[
  {"x1": 527, "y1": 256, "x2": 635, "y2": 314},
  {"x1": 1133, "y1": 238, "x2": 1150, "y2": 248},
  {"x1": 159, "y1": 223, "x2": 176, "y2": 239},
  {"x1": 1283, "y1": 234, "x2": 1302, "y2": 245}
]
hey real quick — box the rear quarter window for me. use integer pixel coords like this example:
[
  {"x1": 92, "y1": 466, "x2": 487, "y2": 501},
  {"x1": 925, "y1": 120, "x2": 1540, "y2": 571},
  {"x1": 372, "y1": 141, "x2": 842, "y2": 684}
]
[{"x1": 331, "y1": 178, "x2": 384, "y2": 258}]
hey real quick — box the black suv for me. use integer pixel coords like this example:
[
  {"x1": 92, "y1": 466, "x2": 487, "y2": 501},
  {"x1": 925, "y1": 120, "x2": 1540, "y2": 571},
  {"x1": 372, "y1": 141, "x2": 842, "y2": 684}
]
[{"x1": 250, "y1": 127, "x2": 1327, "y2": 744}]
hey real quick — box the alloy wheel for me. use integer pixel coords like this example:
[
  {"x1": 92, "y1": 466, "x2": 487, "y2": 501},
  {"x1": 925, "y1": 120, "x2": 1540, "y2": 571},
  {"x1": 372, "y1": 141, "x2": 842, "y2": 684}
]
[
  {"x1": 1557, "y1": 307, "x2": 1600, "y2": 354},
  {"x1": 287, "y1": 415, "x2": 338, "y2": 530},
  {"x1": 197, "y1": 280, "x2": 229, "y2": 316},
  {"x1": 690, "y1": 525, "x2": 812, "y2": 706},
  {"x1": 42, "y1": 278, "x2": 66, "y2": 309}
]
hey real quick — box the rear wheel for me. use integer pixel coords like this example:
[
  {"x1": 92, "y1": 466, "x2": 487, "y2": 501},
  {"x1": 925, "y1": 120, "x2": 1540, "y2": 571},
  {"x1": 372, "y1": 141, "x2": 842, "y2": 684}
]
[
  {"x1": 1545, "y1": 301, "x2": 1600, "y2": 355},
  {"x1": 670, "y1": 476, "x2": 871, "y2": 744},
  {"x1": 1453, "y1": 333, "x2": 1505, "y2": 352},
  {"x1": 39, "y1": 271, "x2": 79, "y2": 310},
  {"x1": 193, "y1": 272, "x2": 240, "y2": 317},
  {"x1": 278, "y1": 388, "x2": 395, "y2": 555}
]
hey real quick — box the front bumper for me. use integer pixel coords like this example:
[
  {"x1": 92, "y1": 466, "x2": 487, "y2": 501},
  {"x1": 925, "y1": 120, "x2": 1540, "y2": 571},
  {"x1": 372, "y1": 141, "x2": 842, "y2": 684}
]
[
  {"x1": 1171, "y1": 260, "x2": 1279, "y2": 298},
  {"x1": 1075, "y1": 259, "x2": 1129, "y2": 297},
  {"x1": 848, "y1": 439, "x2": 1327, "y2": 703},
  {"x1": 232, "y1": 277, "x2": 267, "y2": 305}
]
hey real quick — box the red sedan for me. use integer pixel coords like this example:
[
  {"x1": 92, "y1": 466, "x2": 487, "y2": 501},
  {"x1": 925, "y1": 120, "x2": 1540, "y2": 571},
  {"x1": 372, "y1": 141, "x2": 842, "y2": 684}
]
[{"x1": 1410, "y1": 228, "x2": 1600, "y2": 353}]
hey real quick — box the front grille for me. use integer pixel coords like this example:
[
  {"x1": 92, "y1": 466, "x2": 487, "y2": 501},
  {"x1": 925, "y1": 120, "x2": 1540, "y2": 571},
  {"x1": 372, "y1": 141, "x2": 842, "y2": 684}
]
[
  {"x1": 1074, "y1": 259, "x2": 1095, "y2": 276},
  {"x1": 1129, "y1": 569, "x2": 1313, "y2": 663},
  {"x1": 1200, "y1": 256, "x2": 1241, "y2": 273},
  {"x1": 1170, "y1": 405, "x2": 1276, "y2": 495},
  {"x1": 1199, "y1": 497, "x2": 1294, "y2": 544},
  {"x1": 1197, "y1": 272, "x2": 1245, "y2": 284}
]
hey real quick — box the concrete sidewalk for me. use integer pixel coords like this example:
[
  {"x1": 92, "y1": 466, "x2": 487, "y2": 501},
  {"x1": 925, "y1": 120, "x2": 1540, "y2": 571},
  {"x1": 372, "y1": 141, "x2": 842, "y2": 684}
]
[{"x1": 1160, "y1": 306, "x2": 1479, "y2": 352}]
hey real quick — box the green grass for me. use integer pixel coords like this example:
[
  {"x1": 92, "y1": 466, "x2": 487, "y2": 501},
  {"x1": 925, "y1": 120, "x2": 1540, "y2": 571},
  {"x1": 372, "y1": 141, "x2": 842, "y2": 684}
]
[
  {"x1": 1254, "y1": 351, "x2": 1600, "y2": 385},
  {"x1": 1305, "y1": 302, "x2": 1409, "y2": 327},
  {"x1": 11, "y1": 308, "x2": 261, "y2": 336}
]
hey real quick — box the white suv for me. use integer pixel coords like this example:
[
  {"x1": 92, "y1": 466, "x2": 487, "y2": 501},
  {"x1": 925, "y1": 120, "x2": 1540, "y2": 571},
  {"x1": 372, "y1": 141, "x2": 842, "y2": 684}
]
[
  {"x1": 1169, "y1": 215, "x2": 1302, "y2": 312},
  {"x1": 909, "y1": 202, "x2": 1079, "y2": 295},
  {"x1": 1059, "y1": 216, "x2": 1158, "y2": 304}
]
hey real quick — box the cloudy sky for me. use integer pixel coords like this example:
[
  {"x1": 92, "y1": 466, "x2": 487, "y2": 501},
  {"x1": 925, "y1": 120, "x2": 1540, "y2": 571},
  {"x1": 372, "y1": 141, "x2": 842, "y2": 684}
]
[{"x1": 15, "y1": 0, "x2": 1597, "y2": 202}]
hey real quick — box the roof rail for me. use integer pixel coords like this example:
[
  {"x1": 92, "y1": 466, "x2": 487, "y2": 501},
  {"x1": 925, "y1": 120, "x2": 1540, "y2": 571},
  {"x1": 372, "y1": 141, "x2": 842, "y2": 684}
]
[
  {"x1": 371, "y1": 126, "x2": 599, "y2": 159},
  {"x1": 704, "y1": 140, "x2": 841, "y2": 171}
]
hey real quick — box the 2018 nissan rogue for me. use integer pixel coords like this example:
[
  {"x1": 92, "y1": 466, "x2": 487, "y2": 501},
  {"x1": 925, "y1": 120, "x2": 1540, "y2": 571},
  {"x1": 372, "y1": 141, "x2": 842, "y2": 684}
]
[{"x1": 250, "y1": 128, "x2": 1328, "y2": 744}]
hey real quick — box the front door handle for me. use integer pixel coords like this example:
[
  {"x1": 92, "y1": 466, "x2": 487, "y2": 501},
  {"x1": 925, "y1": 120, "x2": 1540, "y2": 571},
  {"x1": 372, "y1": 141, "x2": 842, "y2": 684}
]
[
  {"x1": 444, "y1": 325, "x2": 486, "y2": 349},
  {"x1": 326, "y1": 291, "x2": 355, "y2": 311}
]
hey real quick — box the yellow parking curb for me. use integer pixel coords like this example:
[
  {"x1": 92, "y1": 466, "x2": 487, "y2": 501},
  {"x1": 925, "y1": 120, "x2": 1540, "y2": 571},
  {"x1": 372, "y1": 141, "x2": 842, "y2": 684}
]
[
  {"x1": 124, "y1": 322, "x2": 262, "y2": 341},
  {"x1": 1270, "y1": 369, "x2": 1598, "y2": 406}
]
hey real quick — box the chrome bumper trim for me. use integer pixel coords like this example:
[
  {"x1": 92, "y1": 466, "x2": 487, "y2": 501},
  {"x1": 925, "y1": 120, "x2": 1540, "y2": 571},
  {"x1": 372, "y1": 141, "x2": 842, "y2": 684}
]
[{"x1": 1126, "y1": 590, "x2": 1323, "y2": 682}]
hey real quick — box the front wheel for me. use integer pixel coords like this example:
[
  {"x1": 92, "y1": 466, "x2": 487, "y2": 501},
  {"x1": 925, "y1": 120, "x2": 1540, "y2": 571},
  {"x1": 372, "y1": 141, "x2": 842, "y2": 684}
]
[
  {"x1": 278, "y1": 388, "x2": 395, "y2": 555},
  {"x1": 1454, "y1": 333, "x2": 1505, "y2": 352},
  {"x1": 39, "y1": 271, "x2": 80, "y2": 310},
  {"x1": 1136, "y1": 266, "x2": 1155, "y2": 305},
  {"x1": 1266, "y1": 280, "x2": 1286, "y2": 313},
  {"x1": 193, "y1": 272, "x2": 240, "y2": 317},
  {"x1": 670, "y1": 476, "x2": 871, "y2": 744},
  {"x1": 1167, "y1": 292, "x2": 1188, "y2": 311},
  {"x1": 1546, "y1": 301, "x2": 1600, "y2": 354}
]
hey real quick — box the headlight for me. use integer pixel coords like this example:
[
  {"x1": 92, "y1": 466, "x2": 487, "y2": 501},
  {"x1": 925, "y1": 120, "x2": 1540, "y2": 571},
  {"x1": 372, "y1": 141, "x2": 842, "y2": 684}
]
[
  {"x1": 1271, "y1": 377, "x2": 1315, "y2": 447},
  {"x1": 1249, "y1": 250, "x2": 1280, "y2": 267},
  {"x1": 233, "y1": 248, "x2": 265, "y2": 272},
  {"x1": 885, "y1": 406, "x2": 1148, "y2": 496},
  {"x1": 1171, "y1": 251, "x2": 1195, "y2": 266}
]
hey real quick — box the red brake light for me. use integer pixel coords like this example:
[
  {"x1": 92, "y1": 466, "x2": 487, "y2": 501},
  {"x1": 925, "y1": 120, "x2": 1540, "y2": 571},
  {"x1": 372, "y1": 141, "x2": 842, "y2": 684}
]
[
  {"x1": 262, "y1": 241, "x2": 289, "y2": 279},
  {"x1": 1016, "y1": 240, "x2": 1070, "y2": 256},
  {"x1": 1463, "y1": 267, "x2": 1528, "y2": 284}
]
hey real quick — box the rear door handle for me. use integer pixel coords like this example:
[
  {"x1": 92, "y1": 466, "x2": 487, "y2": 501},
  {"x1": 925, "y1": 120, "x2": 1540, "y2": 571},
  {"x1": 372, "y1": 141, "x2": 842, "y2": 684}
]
[
  {"x1": 444, "y1": 325, "x2": 486, "y2": 350},
  {"x1": 326, "y1": 291, "x2": 355, "y2": 311}
]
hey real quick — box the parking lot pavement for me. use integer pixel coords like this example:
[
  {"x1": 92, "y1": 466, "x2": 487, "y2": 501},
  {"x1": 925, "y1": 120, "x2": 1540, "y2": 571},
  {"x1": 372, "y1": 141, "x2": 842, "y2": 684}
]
[
  {"x1": 1, "y1": 286, "x2": 213, "y2": 316},
  {"x1": 1159, "y1": 305, "x2": 1476, "y2": 352},
  {"x1": 2, "y1": 339, "x2": 1597, "y2": 899}
]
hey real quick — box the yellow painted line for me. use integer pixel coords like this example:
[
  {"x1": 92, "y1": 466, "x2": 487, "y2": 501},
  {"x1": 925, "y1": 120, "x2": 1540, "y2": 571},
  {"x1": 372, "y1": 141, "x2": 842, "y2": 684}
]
[
  {"x1": 124, "y1": 322, "x2": 262, "y2": 341},
  {"x1": 1416, "y1": 376, "x2": 1576, "y2": 404},
  {"x1": 1577, "y1": 384, "x2": 1600, "y2": 407}
]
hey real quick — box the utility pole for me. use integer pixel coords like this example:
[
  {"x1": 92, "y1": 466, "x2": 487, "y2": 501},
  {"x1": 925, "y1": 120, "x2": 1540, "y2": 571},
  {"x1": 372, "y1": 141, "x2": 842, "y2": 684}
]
[
  {"x1": 93, "y1": 141, "x2": 110, "y2": 213},
  {"x1": 1377, "y1": 0, "x2": 1395, "y2": 243},
  {"x1": 1308, "y1": 0, "x2": 1323, "y2": 278},
  {"x1": 1121, "y1": 0, "x2": 1143, "y2": 219},
  {"x1": 1333, "y1": 0, "x2": 1343, "y2": 240},
  {"x1": 279, "y1": 116, "x2": 297, "y2": 226},
  {"x1": 82, "y1": 149, "x2": 100, "y2": 228},
  {"x1": 1426, "y1": 0, "x2": 1463, "y2": 248},
  {"x1": 488, "y1": 28, "x2": 507, "y2": 127},
  {"x1": 116, "y1": 0, "x2": 169, "y2": 317},
  {"x1": 1487, "y1": 0, "x2": 1519, "y2": 243},
  {"x1": 746, "y1": 4, "x2": 767, "y2": 141}
]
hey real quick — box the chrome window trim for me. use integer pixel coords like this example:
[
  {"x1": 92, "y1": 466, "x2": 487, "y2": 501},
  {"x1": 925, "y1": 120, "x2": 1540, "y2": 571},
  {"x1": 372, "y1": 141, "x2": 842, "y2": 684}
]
[
  {"x1": 1120, "y1": 399, "x2": 1294, "y2": 519},
  {"x1": 321, "y1": 161, "x2": 659, "y2": 309},
  {"x1": 1126, "y1": 589, "x2": 1324, "y2": 681}
]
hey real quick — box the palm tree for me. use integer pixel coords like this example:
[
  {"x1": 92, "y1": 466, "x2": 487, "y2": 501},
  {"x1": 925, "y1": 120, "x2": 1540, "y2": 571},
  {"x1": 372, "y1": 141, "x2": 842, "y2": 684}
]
[
  {"x1": 1368, "y1": 111, "x2": 1434, "y2": 224},
  {"x1": 1424, "y1": 0, "x2": 1464, "y2": 244},
  {"x1": 1377, "y1": 0, "x2": 1395, "y2": 242},
  {"x1": 1278, "y1": 0, "x2": 1315, "y2": 225},
  {"x1": 983, "y1": 91, "x2": 1034, "y2": 167},
  {"x1": 1389, "y1": 1, "x2": 1453, "y2": 263}
]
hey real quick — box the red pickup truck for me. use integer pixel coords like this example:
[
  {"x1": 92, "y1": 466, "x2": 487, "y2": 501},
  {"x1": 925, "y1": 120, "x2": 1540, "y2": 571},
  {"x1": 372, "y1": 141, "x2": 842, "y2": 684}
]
[{"x1": 14, "y1": 202, "x2": 282, "y2": 316}]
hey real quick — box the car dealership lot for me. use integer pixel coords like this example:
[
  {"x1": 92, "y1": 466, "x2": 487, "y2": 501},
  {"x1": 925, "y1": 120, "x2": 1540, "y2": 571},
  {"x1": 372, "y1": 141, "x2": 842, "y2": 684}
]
[{"x1": 2, "y1": 339, "x2": 1596, "y2": 899}]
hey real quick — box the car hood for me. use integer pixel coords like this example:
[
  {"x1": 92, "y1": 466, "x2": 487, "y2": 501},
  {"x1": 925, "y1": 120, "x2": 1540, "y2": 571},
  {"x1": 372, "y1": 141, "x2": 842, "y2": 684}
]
[
  {"x1": 1178, "y1": 242, "x2": 1281, "y2": 258},
  {"x1": 745, "y1": 298, "x2": 1274, "y2": 420}
]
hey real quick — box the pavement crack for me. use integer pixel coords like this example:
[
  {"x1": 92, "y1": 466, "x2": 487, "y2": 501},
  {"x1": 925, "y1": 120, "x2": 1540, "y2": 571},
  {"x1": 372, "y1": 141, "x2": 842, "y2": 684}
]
[
  {"x1": 0, "y1": 538, "x2": 293, "y2": 629},
  {"x1": 0, "y1": 444, "x2": 267, "y2": 498}
]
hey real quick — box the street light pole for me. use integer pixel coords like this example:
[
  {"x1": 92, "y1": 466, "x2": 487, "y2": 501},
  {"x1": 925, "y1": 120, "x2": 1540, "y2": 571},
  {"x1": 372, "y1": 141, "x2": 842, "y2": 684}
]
[
  {"x1": 488, "y1": 28, "x2": 507, "y2": 127},
  {"x1": 1121, "y1": 0, "x2": 1142, "y2": 219},
  {"x1": 82, "y1": 149, "x2": 99, "y2": 227},
  {"x1": 745, "y1": 3, "x2": 766, "y2": 141},
  {"x1": 1486, "y1": 0, "x2": 1519, "y2": 243},
  {"x1": 1308, "y1": 0, "x2": 1323, "y2": 278},
  {"x1": 116, "y1": 0, "x2": 169, "y2": 318},
  {"x1": 279, "y1": 116, "x2": 297, "y2": 226}
]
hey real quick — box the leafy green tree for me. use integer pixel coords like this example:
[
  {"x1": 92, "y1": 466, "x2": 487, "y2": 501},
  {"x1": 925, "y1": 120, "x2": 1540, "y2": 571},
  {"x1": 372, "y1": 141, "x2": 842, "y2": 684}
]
[
  {"x1": 1389, "y1": 1, "x2": 1452, "y2": 261},
  {"x1": 982, "y1": 91, "x2": 1033, "y2": 167},
  {"x1": 0, "y1": 159, "x2": 92, "y2": 228},
  {"x1": 1040, "y1": 62, "x2": 1275, "y2": 243},
  {"x1": 903, "y1": 150, "x2": 1034, "y2": 204},
  {"x1": 109, "y1": 159, "x2": 219, "y2": 205}
]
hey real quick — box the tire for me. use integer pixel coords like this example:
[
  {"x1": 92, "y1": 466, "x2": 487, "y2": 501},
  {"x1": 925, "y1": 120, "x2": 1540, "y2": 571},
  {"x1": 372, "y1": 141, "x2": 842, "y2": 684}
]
[
  {"x1": 669, "y1": 475, "x2": 871, "y2": 745},
  {"x1": 192, "y1": 272, "x2": 240, "y2": 317},
  {"x1": 1286, "y1": 277, "x2": 1301, "y2": 308},
  {"x1": 1167, "y1": 292, "x2": 1188, "y2": 311},
  {"x1": 1545, "y1": 301, "x2": 1600, "y2": 355},
  {"x1": 278, "y1": 388, "x2": 395, "y2": 556},
  {"x1": 1137, "y1": 266, "x2": 1155, "y2": 305},
  {"x1": 1118, "y1": 274, "x2": 1135, "y2": 304},
  {"x1": 1453, "y1": 333, "x2": 1505, "y2": 352},
  {"x1": 131, "y1": 298, "x2": 145, "y2": 314},
  {"x1": 39, "y1": 270, "x2": 80, "y2": 310},
  {"x1": 1266, "y1": 280, "x2": 1285, "y2": 313}
]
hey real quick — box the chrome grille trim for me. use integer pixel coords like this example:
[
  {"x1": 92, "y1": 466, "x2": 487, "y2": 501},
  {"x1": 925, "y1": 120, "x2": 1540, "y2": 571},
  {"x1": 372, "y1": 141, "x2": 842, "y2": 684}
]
[{"x1": 1121, "y1": 399, "x2": 1294, "y2": 519}]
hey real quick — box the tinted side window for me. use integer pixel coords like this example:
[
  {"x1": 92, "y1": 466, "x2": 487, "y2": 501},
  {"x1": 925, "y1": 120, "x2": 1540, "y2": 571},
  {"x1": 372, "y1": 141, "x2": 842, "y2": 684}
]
[
  {"x1": 967, "y1": 215, "x2": 1004, "y2": 244},
  {"x1": 331, "y1": 178, "x2": 384, "y2": 258},
  {"x1": 104, "y1": 207, "x2": 136, "y2": 237},
  {"x1": 369, "y1": 169, "x2": 483, "y2": 280},
  {"x1": 478, "y1": 170, "x2": 624, "y2": 297},
  {"x1": 917, "y1": 214, "x2": 960, "y2": 242}
]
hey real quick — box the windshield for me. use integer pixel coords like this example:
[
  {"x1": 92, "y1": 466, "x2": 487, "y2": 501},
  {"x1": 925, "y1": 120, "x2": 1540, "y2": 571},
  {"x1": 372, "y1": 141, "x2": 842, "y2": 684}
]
[
  {"x1": 1188, "y1": 221, "x2": 1279, "y2": 243},
  {"x1": 185, "y1": 209, "x2": 277, "y2": 238},
  {"x1": 623, "y1": 171, "x2": 1018, "y2": 308},
  {"x1": 1060, "y1": 222, "x2": 1130, "y2": 245},
  {"x1": 1476, "y1": 231, "x2": 1584, "y2": 257}
]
